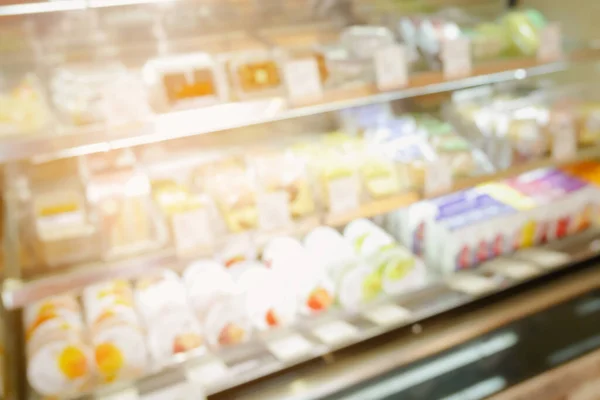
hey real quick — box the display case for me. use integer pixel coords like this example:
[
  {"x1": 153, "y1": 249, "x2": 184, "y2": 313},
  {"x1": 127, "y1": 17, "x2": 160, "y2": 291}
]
[{"x1": 1, "y1": 0, "x2": 600, "y2": 399}]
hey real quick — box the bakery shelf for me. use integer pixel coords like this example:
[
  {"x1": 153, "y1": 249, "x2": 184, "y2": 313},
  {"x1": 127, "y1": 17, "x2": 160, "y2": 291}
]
[
  {"x1": 5, "y1": 143, "x2": 600, "y2": 311},
  {"x1": 45, "y1": 229, "x2": 600, "y2": 400},
  {"x1": 209, "y1": 259, "x2": 600, "y2": 400},
  {"x1": 2, "y1": 49, "x2": 599, "y2": 165}
]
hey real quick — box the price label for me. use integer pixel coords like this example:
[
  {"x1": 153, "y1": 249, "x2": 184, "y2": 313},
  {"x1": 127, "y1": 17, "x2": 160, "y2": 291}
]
[
  {"x1": 363, "y1": 303, "x2": 411, "y2": 326},
  {"x1": 96, "y1": 388, "x2": 139, "y2": 400},
  {"x1": 483, "y1": 259, "x2": 540, "y2": 281},
  {"x1": 551, "y1": 111, "x2": 577, "y2": 161},
  {"x1": 447, "y1": 273, "x2": 497, "y2": 295},
  {"x1": 424, "y1": 159, "x2": 453, "y2": 197},
  {"x1": 538, "y1": 23, "x2": 563, "y2": 62},
  {"x1": 266, "y1": 334, "x2": 313, "y2": 362},
  {"x1": 142, "y1": 384, "x2": 191, "y2": 400},
  {"x1": 185, "y1": 358, "x2": 228, "y2": 388},
  {"x1": 312, "y1": 320, "x2": 358, "y2": 346},
  {"x1": 441, "y1": 38, "x2": 472, "y2": 79},
  {"x1": 257, "y1": 191, "x2": 292, "y2": 232},
  {"x1": 172, "y1": 208, "x2": 214, "y2": 255},
  {"x1": 514, "y1": 248, "x2": 570, "y2": 269},
  {"x1": 283, "y1": 58, "x2": 323, "y2": 105},
  {"x1": 374, "y1": 45, "x2": 408, "y2": 91},
  {"x1": 328, "y1": 175, "x2": 360, "y2": 215}
]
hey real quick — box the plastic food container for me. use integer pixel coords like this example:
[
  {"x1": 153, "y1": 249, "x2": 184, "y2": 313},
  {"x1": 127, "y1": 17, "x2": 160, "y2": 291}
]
[
  {"x1": 135, "y1": 270, "x2": 204, "y2": 363},
  {"x1": 27, "y1": 159, "x2": 99, "y2": 267},
  {"x1": 250, "y1": 151, "x2": 316, "y2": 220},
  {"x1": 83, "y1": 280, "x2": 147, "y2": 383},
  {"x1": 235, "y1": 263, "x2": 297, "y2": 330},
  {"x1": 143, "y1": 52, "x2": 229, "y2": 112},
  {"x1": 228, "y1": 49, "x2": 284, "y2": 99},
  {"x1": 0, "y1": 74, "x2": 52, "y2": 136},
  {"x1": 87, "y1": 163, "x2": 167, "y2": 260},
  {"x1": 25, "y1": 296, "x2": 93, "y2": 398},
  {"x1": 51, "y1": 63, "x2": 150, "y2": 126}
]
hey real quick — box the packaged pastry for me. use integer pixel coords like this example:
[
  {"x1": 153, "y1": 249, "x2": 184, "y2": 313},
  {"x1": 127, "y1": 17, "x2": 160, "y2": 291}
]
[
  {"x1": 184, "y1": 260, "x2": 236, "y2": 322},
  {"x1": 135, "y1": 270, "x2": 204, "y2": 362},
  {"x1": 143, "y1": 52, "x2": 229, "y2": 112},
  {"x1": 202, "y1": 161, "x2": 258, "y2": 233},
  {"x1": 203, "y1": 293, "x2": 252, "y2": 348},
  {"x1": 431, "y1": 135, "x2": 489, "y2": 179},
  {"x1": 297, "y1": 136, "x2": 361, "y2": 214},
  {"x1": 304, "y1": 227, "x2": 357, "y2": 281},
  {"x1": 51, "y1": 63, "x2": 150, "y2": 126},
  {"x1": 358, "y1": 144, "x2": 402, "y2": 199},
  {"x1": 27, "y1": 328, "x2": 93, "y2": 398},
  {"x1": 262, "y1": 236, "x2": 306, "y2": 269},
  {"x1": 25, "y1": 295, "x2": 83, "y2": 341},
  {"x1": 501, "y1": 11, "x2": 542, "y2": 57},
  {"x1": 28, "y1": 159, "x2": 99, "y2": 267},
  {"x1": 228, "y1": 49, "x2": 283, "y2": 99},
  {"x1": 83, "y1": 280, "x2": 147, "y2": 383},
  {"x1": 25, "y1": 296, "x2": 93, "y2": 398},
  {"x1": 87, "y1": 157, "x2": 166, "y2": 259},
  {"x1": 335, "y1": 262, "x2": 381, "y2": 311},
  {"x1": 258, "y1": 25, "x2": 340, "y2": 85},
  {"x1": 152, "y1": 179, "x2": 213, "y2": 253},
  {"x1": 502, "y1": 116, "x2": 550, "y2": 163},
  {"x1": 384, "y1": 136, "x2": 438, "y2": 192},
  {"x1": 343, "y1": 219, "x2": 427, "y2": 297},
  {"x1": 343, "y1": 219, "x2": 395, "y2": 257},
  {"x1": 266, "y1": 235, "x2": 335, "y2": 315},
  {"x1": 0, "y1": 74, "x2": 51, "y2": 135},
  {"x1": 372, "y1": 247, "x2": 428, "y2": 296},
  {"x1": 250, "y1": 150, "x2": 315, "y2": 220},
  {"x1": 417, "y1": 18, "x2": 462, "y2": 67},
  {"x1": 233, "y1": 262, "x2": 297, "y2": 330},
  {"x1": 82, "y1": 280, "x2": 136, "y2": 329}
]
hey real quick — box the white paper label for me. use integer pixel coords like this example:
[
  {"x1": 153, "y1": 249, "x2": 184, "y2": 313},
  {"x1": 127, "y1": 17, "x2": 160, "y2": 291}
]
[
  {"x1": 312, "y1": 320, "x2": 358, "y2": 346},
  {"x1": 447, "y1": 274, "x2": 497, "y2": 295},
  {"x1": 328, "y1": 175, "x2": 360, "y2": 214},
  {"x1": 484, "y1": 260, "x2": 540, "y2": 280},
  {"x1": 283, "y1": 58, "x2": 323, "y2": 104},
  {"x1": 375, "y1": 45, "x2": 408, "y2": 91},
  {"x1": 185, "y1": 358, "x2": 228, "y2": 388},
  {"x1": 552, "y1": 111, "x2": 577, "y2": 161},
  {"x1": 515, "y1": 249, "x2": 570, "y2": 269},
  {"x1": 266, "y1": 334, "x2": 313, "y2": 362},
  {"x1": 142, "y1": 384, "x2": 192, "y2": 400},
  {"x1": 172, "y1": 208, "x2": 214, "y2": 254},
  {"x1": 441, "y1": 38, "x2": 472, "y2": 79},
  {"x1": 363, "y1": 303, "x2": 411, "y2": 326},
  {"x1": 424, "y1": 160, "x2": 453, "y2": 197},
  {"x1": 96, "y1": 388, "x2": 139, "y2": 400},
  {"x1": 257, "y1": 191, "x2": 292, "y2": 232},
  {"x1": 538, "y1": 23, "x2": 563, "y2": 62}
]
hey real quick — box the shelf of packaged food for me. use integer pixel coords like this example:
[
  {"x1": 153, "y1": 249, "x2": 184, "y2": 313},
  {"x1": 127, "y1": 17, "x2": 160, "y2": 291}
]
[
  {"x1": 3, "y1": 48, "x2": 599, "y2": 165},
  {"x1": 61, "y1": 229, "x2": 600, "y2": 400},
  {"x1": 5, "y1": 144, "x2": 600, "y2": 310},
  {"x1": 208, "y1": 264, "x2": 600, "y2": 400}
]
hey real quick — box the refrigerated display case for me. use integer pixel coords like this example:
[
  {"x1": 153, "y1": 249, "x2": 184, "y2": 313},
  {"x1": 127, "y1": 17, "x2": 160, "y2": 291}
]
[{"x1": 1, "y1": 0, "x2": 600, "y2": 399}]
